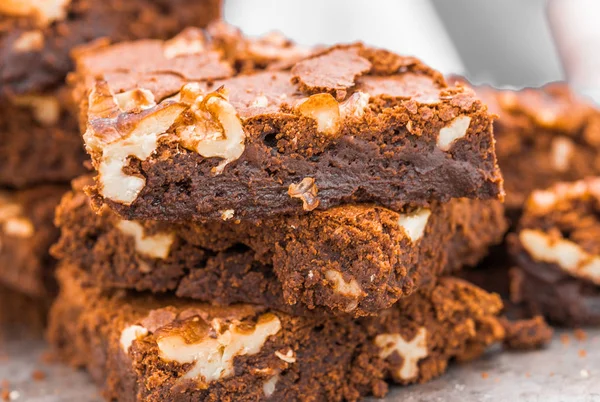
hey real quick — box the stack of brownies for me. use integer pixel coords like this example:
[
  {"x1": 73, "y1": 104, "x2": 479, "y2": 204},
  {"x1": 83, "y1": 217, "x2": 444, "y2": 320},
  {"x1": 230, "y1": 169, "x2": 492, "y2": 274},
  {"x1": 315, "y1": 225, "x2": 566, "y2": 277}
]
[
  {"x1": 0, "y1": 0, "x2": 220, "y2": 324},
  {"x1": 41, "y1": 23, "x2": 536, "y2": 400}
]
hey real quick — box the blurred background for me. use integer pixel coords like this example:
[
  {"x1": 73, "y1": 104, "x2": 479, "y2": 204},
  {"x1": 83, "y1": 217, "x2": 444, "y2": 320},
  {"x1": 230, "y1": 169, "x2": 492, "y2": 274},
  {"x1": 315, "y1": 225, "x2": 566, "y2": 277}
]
[{"x1": 225, "y1": 0, "x2": 600, "y2": 99}]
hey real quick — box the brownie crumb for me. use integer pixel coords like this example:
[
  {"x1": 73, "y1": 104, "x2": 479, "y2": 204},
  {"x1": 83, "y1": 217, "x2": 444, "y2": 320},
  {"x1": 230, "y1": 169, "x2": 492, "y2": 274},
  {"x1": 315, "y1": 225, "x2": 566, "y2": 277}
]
[
  {"x1": 500, "y1": 316, "x2": 553, "y2": 350},
  {"x1": 31, "y1": 370, "x2": 46, "y2": 381},
  {"x1": 574, "y1": 329, "x2": 588, "y2": 342}
]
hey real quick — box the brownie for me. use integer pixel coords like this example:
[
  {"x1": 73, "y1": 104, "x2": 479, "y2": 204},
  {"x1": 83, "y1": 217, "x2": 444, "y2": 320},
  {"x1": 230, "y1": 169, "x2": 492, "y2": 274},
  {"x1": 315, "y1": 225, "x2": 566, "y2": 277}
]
[
  {"x1": 70, "y1": 29, "x2": 504, "y2": 222},
  {"x1": 0, "y1": 0, "x2": 222, "y2": 94},
  {"x1": 52, "y1": 177, "x2": 506, "y2": 317},
  {"x1": 0, "y1": 284, "x2": 48, "y2": 332},
  {"x1": 0, "y1": 87, "x2": 88, "y2": 187},
  {"x1": 467, "y1": 82, "x2": 600, "y2": 218},
  {"x1": 0, "y1": 185, "x2": 65, "y2": 298},
  {"x1": 48, "y1": 264, "x2": 508, "y2": 402},
  {"x1": 508, "y1": 178, "x2": 600, "y2": 326},
  {"x1": 0, "y1": 0, "x2": 221, "y2": 188}
]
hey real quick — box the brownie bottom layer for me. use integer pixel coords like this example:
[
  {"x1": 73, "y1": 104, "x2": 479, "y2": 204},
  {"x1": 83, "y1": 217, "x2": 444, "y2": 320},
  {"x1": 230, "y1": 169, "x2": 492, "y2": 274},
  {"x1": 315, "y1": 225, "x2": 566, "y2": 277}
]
[{"x1": 49, "y1": 265, "x2": 513, "y2": 402}]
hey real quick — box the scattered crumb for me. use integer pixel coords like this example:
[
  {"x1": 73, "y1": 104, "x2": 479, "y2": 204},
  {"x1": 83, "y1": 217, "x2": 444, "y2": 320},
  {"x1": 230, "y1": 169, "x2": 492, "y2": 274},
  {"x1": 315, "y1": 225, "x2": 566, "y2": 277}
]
[
  {"x1": 525, "y1": 372, "x2": 531, "y2": 378},
  {"x1": 39, "y1": 351, "x2": 56, "y2": 364},
  {"x1": 8, "y1": 391, "x2": 18, "y2": 401},
  {"x1": 574, "y1": 329, "x2": 587, "y2": 342},
  {"x1": 579, "y1": 349, "x2": 587, "y2": 358},
  {"x1": 549, "y1": 372, "x2": 555, "y2": 377},
  {"x1": 560, "y1": 334, "x2": 570, "y2": 345},
  {"x1": 494, "y1": 378, "x2": 500, "y2": 383},
  {"x1": 0, "y1": 391, "x2": 7, "y2": 402},
  {"x1": 581, "y1": 369, "x2": 590, "y2": 378},
  {"x1": 31, "y1": 370, "x2": 46, "y2": 381},
  {"x1": 481, "y1": 372, "x2": 489, "y2": 379}
]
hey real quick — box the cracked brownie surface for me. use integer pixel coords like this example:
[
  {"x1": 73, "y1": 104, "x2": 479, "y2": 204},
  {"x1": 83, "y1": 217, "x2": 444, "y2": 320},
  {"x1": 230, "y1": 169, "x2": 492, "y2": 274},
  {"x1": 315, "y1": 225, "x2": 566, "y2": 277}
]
[
  {"x1": 71, "y1": 28, "x2": 504, "y2": 222},
  {"x1": 48, "y1": 265, "x2": 507, "y2": 402},
  {"x1": 52, "y1": 177, "x2": 506, "y2": 317},
  {"x1": 508, "y1": 178, "x2": 600, "y2": 326},
  {"x1": 0, "y1": 185, "x2": 65, "y2": 298}
]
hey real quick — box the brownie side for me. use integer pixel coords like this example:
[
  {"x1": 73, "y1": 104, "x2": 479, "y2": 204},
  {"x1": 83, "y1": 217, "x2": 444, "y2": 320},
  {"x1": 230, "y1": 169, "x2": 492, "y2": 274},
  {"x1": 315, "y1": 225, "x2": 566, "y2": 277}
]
[
  {"x1": 0, "y1": 284, "x2": 49, "y2": 332},
  {"x1": 0, "y1": 0, "x2": 222, "y2": 95},
  {"x1": 52, "y1": 178, "x2": 506, "y2": 317},
  {"x1": 72, "y1": 33, "x2": 503, "y2": 222},
  {"x1": 470, "y1": 82, "x2": 600, "y2": 215},
  {"x1": 0, "y1": 88, "x2": 87, "y2": 187},
  {"x1": 48, "y1": 265, "x2": 506, "y2": 402},
  {"x1": 0, "y1": 185, "x2": 65, "y2": 298},
  {"x1": 508, "y1": 178, "x2": 600, "y2": 326}
]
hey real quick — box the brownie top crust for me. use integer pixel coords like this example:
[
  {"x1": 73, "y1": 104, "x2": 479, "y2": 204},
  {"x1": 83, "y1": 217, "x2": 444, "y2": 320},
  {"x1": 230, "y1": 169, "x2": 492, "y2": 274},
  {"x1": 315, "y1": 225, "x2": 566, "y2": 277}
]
[{"x1": 72, "y1": 25, "x2": 503, "y2": 222}]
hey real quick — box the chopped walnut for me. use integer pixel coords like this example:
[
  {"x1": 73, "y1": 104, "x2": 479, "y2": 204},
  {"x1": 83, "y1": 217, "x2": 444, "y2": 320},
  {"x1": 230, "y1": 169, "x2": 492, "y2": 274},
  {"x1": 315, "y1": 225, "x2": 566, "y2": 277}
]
[
  {"x1": 325, "y1": 270, "x2": 364, "y2": 312},
  {"x1": 0, "y1": 0, "x2": 70, "y2": 25},
  {"x1": 339, "y1": 91, "x2": 370, "y2": 118},
  {"x1": 120, "y1": 325, "x2": 149, "y2": 353},
  {"x1": 12, "y1": 30, "x2": 44, "y2": 52},
  {"x1": 437, "y1": 116, "x2": 472, "y2": 151},
  {"x1": 163, "y1": 28, "x2": 206, "y2": 59},
  {"x1": 397, "y1": 209, "x2": 431, "y2": 242},
  {"x1": 176, "y1": 84, "x2": 246, "y2": 174},
  {"x1": 84, "y1": 81, "x2": 186, "y2": 205},
  {"x1": 527, "y1": 178, "x2": 600, "y2": 213},
  {"x1": 11, "y1": 95, "x2": 60, "y2": 126},
  {"x1": 117, "y1": 220, "x2": 174, "y2": 260},
  {"x1": 220, "y1": 209, "x2": 235, "y2": 221},
  {"x1": 550, "y1": 136, "x2": 574, "y2": 172},
  {"x1": 519, "y1": 229, "x2": 600, "y2": 285},
  {"x1": 375, "y1": 327, "x2": 428, "y2": 381},
  {"x1": 0, "y1": 195, "x2": 34, "y2": 239},
  {"x1": 287, "y1": 177, "x2": 320, "y2": 211},
  {"x1": 157, "y1": 313, "x2": 281, "y2": 384},
  {"x1": 296, "y1": 93, "x2": 341, "y2": 135},
  {"x1": 274, "y1": 349, "x2": 296, "y2": 364},
  {"x1": 262, "y1": 374, "x2": 279, "y2": 398}
]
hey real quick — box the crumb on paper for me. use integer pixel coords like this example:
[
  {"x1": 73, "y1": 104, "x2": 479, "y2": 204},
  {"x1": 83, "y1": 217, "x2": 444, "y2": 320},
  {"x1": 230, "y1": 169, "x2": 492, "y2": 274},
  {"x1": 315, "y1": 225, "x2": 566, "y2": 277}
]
[
  {"x1": 560, "y1": 334, "x2": 570, "y2": 345},
  {"x1": 481, "y1": 372, "x2": 489, "y2": 379},
  {"x1": 574, "y1": 329, "x2": 587, "y2": 342},
  {"x1": 31, "y1": 370, "x2": 45, "y2": 381},
  {"x1": 581, "y1": 369, "x2": 590, "y2": 378}
]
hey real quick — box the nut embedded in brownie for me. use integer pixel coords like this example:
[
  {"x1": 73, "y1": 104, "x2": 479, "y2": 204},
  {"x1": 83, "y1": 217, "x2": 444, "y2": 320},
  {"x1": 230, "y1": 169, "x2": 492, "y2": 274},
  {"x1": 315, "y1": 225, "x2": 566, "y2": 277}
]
[
  {"x1": 52, "y1": 177, "x2": 507, "y2": 317},
  {"x1": 70, "y1": 28, "x2": 504, "y2": 222},
  {"x1": 0, "y1": 185, "x2": 65, "y2": 298}
]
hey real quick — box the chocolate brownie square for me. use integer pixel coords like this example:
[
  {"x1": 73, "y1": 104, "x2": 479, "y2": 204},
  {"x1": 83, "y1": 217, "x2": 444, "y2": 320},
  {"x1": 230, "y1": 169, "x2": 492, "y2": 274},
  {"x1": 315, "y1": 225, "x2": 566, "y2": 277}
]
[
  {"x1": 48, "y1": 264, "x2": 507, "y2": 402},
  {"x1": 0, "y1": 185, "x2": 65, "y2": 298},
  {"x1": 508, "y1": 178, "x2": 600, "y2": 326},
  {"x1": 70, "y1": 28, "x2": 504, "y2": 222},
  {"x1": 469, "y1": 82, "x2": 600, "y2": 218},
  {"x1": 52, "y1": 177, "x2": 506, "y2": 317},
  {"x1": 0, "y1": 0, "x2": 221, "y2": 187}
]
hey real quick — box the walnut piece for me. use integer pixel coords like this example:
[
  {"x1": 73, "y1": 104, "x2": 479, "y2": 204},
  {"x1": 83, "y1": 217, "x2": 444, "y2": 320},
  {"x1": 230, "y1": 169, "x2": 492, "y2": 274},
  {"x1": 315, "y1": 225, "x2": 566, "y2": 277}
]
[
  {"x1": 11, "y1": 95, "x2": 60, "y2": 126},
  {"x1": 117, "y1": 220, "x2": 174, "y2": 260},
  {"x1": 527, "y1": 178, "x2": 600, "y2": 213},
  {"x1": 176, "y1": 84, "x2": 246, "y2": 174},
  {"x1": 325, "y1": 270, "x2": 364, "y2": 312},
  {"x1": 375, "y1": 327, "x2": 428, "y2": 381},
  {"x1": 287, "y1": 177, "x2": 319, "y2": 211},
  {"x1": 550, "y1": 136, "x2": 574, "y2": 172},
  {"x1": 85, "y1": 82, "x2": 186, "y2": 205},
  {"x1": 219, "y1": 209, "x2": 235, "y2": 221},
  {"x1": 120, "y1": 325, "x2": 149, "y2": 353},
  {"x1": 274, "y1": 349, "x2": 296, "y2": 364},
  {"x1": 397, "y1": 209, "x2": 431, "y2": 242},
  {"x1": 262, "y1": 374, "x2": 279, "y2": 398},
  {"x1": 157, "y1": 313, "x2": 281, "y2": 384},
  {"x1": 296, "y1": 93, "x2": 341, "y2": 134},
  {"x1": 0, "y1": 0, "x2": 70, "y2": 25},
  {"x1": 520, "y1": 229, "x2": 600, "y2": 286},
  {"x1": 437, "y1": 116, "x2": 472, "y2": 151},
  {"x1": 0, "y1": 195, "x2": 34, "y2": 239},
  {"x1": 163, "y1": 28, "x2": 206, "y2": 59},
  {"x1": 12, "y1": 30, "x2": 44, "y2": 52}
]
